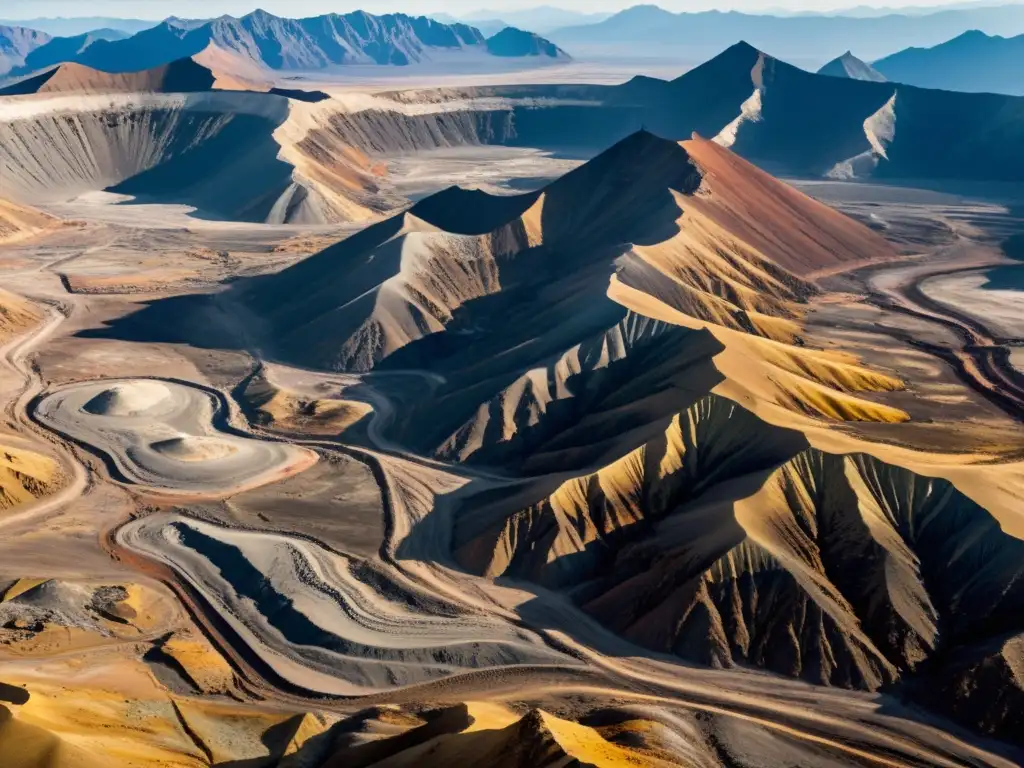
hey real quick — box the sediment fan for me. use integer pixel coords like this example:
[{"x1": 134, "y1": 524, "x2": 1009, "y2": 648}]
[{"x1": 2, "y1": 10, "x2": 568, "y2": 77}]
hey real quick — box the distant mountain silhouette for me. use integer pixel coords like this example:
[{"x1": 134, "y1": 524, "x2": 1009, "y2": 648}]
[
  {"x1": 0, "y1": 17, "x2": 155, "y2": 37},
  {"x1": 818, "y1": 51, "x2": 887, "y2": 81},
  {"x1": 463, "y1": 6, "x2": 612, "y2": 33},
  {"x1": 873, "y1": 30, "x2": 1024, "y2": 94},
  {"x1": 550, "y1": 3, "x2": 1024, "y2": 63},
  {"x1": 486, "y1": 27, "x2": 569, "y2": 58},
  {"x1": 17, "y1": 29, "x2": 129, "y2": 75},
  {"x1": 478, "y1": 40, "x2": 1024, "y2": 184},
  {"x1": 6, "y1": 10, "x2": 567, "y2": 77},
  {"x1": 463, "y1": 19, "x2": 511, "y2": 37}
]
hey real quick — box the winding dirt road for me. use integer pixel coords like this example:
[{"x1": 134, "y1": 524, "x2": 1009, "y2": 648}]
[
  {"x1": 0, "y1": 240, "x2": 1019, "y2": 767},
  {"x1": 861, "y1": 242, "x2": 1024, "y2": 422}
]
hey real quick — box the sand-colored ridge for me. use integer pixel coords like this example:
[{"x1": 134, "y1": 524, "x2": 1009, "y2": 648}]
[
  {"x1": 0, "y1": 705, "x2": 108, "y2": 768},
  {"x1": 0, "y1": 198, "x2": 56, "y2": 245},
  {"x1": 682, "y1": 134, "x2": 897, "y2": 276},
  {"x1": 1, "y1": 578, "x2": 49, "y2": 602},
  {"x1": 0, "y1": 57, "x2": 219, "y2": 96},
  {"x1": 243, "y1": 370, "x2": 373, "y2": 435},
  {"x1": 0, "y1": 664, "x2": 337, "y2": 768},
  {"x1": 325, "y1": 705, "x2": 678, "y2": 767},
  {"x1": 191, "y1": 42, "x2": 275, "y2": 91},
  {"x1": 0, "y1": 440, "x2": 58, "y2": 512},
  {"x1": 81, "y1": 380, "x2": 173, "y2": 417},
  {"x1": 244, "y1": 131, "x2": 895, "y2": 378},
  {"x1": 0, "y1": 287, "x2": 42, "y2": 342},
  {"x1": 149, "y1": 435, "x2": 240, "y2": 462}
]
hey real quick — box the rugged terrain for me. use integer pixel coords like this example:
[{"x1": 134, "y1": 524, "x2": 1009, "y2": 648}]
[
  {"x1": 1, "y1": 42, "x2": 1024, "y2": 768},
  {"x1": 817, "y1": 51, "x2": 887, "y2": 81},
  {"x1": 2, "y1": 41, "x2": 1024, "y2": 234},
  {"x1": 3, "y1": 10, "x2": 569, "y2": 80}
]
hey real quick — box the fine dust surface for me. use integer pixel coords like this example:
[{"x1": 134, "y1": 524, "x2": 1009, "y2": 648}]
[{"x1": 34, "y1": 379, "x2": 315, "y2": 495}]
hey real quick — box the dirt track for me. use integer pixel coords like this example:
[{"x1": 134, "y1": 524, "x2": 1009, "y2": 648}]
[{"x1": 861, "y1": 243, "x2": 1024, "y2": 422}]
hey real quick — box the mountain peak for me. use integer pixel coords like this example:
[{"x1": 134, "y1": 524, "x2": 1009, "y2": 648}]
[
  {"x1": 818, "y1": 50, "x2": 887, "y2": 82},
  {"x1": 485, "y1": 26, "x2": 569, "y2": 59}
]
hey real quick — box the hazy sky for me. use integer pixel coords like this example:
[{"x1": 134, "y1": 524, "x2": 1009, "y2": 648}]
[{"x1": 0, "y1": 0, "x2": 1005, "y2": 19}]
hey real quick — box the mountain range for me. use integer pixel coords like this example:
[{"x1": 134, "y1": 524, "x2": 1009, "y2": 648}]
[
  {"x1": 874, "y1": 29, "x2": 1024, "y2": 94},
  {"x1": 0, "y1": 10, "x2": 567, "y2": 77},
  {"x1": 112, "y1": 127, "x2": 1024, "y2": 746},
  {"x1": 0, "y1": 16, "x2": 156, "y2": 37},
  {"x1": 448, "y1": 40, "x2": 1024, "y2": 183},
  {"x1": 549, "y1": 3, "x2": 1024, "y2": 64}
]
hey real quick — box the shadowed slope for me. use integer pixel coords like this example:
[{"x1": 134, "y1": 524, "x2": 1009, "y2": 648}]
[
  {"x1": 0, "y1": 57, "x2": 217, "y2": 95},
  {"x1": 874, "y1": 30, "x2": 1024, "y2": 96},
  {"x1": 0, "y1": 86, "x2": 395, "y2": 223},
  {"x1": 817, "y1": 51, "x2": 887, "y2": 82},
  {"x1": 243, "y1": 131, "x2": 894, "y2": 374},
  {"x1": 451, "y1": 389, "x2": 1024, "y2": 692},
  {"x1": 324, "y1": 705, "x2": 679, "y2": 767}
]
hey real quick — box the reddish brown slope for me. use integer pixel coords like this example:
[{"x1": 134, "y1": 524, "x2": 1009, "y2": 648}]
[
  {"x1": 683, "y1": 134, "x2": 896, "y2": 276},
  {"x1": 0, "y1": 57, "x2": 219, "y2": 95}
]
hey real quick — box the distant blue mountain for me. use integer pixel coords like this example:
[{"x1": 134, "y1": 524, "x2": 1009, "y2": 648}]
[
  {"x1": 874, "y1": 30, "x2": 1024, "y2": 94},
  {"x1": 550, "y1": 3, "x2": 1024, "y2": 63},
  {"x1": 0, "y1": 17, "x2": 155, "y2": 37}
]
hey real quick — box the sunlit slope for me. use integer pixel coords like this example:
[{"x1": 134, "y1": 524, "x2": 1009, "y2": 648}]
[
  {"x1": 0, "y1": 198, "x2": 55, "y2": 244},
  {"x1": 452, "y1": 390, "x2": 1024, "y2": 691},
  {"x1": 0, "y1": 286, "x2": 41, "y2": 341},
  {"x1": 244, "y1": 133, "x2": 894, "y2": 416},
  {"x1": 0, "y1": 77, "x2": 394, "y2": 223},
  {"x1": 0, "y1": 441, "x2": 56, "y2": 512},
  {"x1": 324, "y1": 704, "x2": 683, "y2": 768}
]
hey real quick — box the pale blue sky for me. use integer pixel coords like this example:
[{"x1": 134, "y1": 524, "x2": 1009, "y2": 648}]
[{"x1": 0, "y1": 0, "x2": 1000, "y2": 20}]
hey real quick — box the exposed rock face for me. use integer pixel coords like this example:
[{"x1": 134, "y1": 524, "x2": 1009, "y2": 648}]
[
  {"x1": 0, "y1": 24, "x2": 51, "y2": 75},
  {"x1": 0, "y1": 85, "x2": 410, "y2": 224},
  {"x1": 4, "y1": 10, "x2": 561, "y2": 76},
  {"x1": 927, "y1": 633, "x2": 1024, "y2": 745},
  {"x1": 0, "y1": 58, "x2": 218, "y2": 95},
  {"x1": 456, "y1": 392, "x2": 1024, "y2": 693}
]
